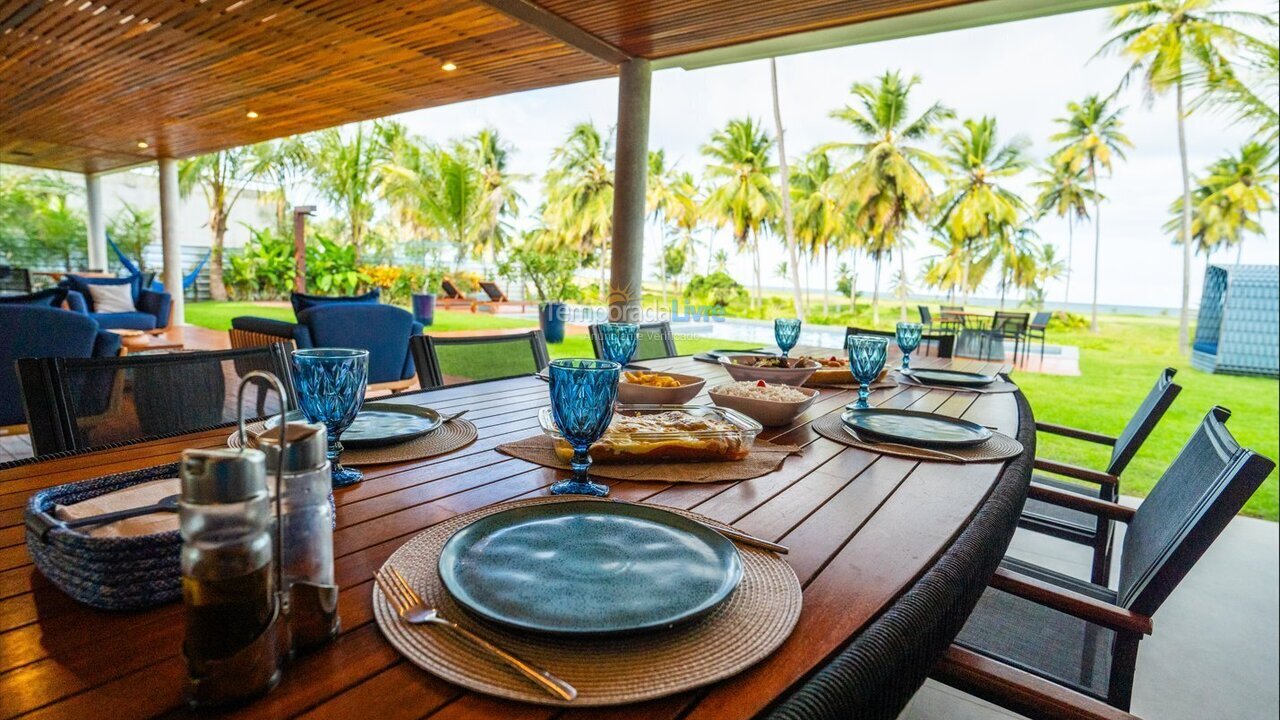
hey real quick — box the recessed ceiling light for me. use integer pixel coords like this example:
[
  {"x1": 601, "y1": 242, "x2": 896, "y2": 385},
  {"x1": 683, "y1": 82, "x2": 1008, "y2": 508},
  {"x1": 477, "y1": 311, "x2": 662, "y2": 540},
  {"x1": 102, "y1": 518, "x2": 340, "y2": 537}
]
[
  {"x1": 136, "y1": 141, "x2": 149, "y2": 149},
  {"x1": 246, "y1": 110, "x2": 259, "y2": 119},
  {"x1": 441, "y1": 62, "x2": 457, "y2": 72}
]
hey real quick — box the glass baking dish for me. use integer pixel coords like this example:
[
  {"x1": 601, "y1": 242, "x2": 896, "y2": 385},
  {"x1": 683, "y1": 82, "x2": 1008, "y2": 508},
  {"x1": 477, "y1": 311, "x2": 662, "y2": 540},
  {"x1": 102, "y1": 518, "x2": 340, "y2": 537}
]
[{"x1": 538, "y1": 404, "x2": 763, "y2": 464}]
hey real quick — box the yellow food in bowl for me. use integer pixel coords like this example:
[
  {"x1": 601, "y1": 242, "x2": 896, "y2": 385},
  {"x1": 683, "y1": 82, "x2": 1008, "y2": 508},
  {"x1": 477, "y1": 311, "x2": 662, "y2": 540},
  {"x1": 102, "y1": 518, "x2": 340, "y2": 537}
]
[{"x1": 623, "y1": 371, "x2": 682, "y2": 388}]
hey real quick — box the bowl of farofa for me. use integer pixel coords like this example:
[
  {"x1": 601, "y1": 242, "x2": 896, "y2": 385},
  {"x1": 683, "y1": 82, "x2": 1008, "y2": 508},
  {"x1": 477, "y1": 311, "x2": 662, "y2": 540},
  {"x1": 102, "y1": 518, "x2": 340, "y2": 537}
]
[
  {"x1": 708, "y1": 380, "x2": 820, "y2": 427},
  {"x1": 616, "y1": 370, "x2": 706, "y2": 405}
]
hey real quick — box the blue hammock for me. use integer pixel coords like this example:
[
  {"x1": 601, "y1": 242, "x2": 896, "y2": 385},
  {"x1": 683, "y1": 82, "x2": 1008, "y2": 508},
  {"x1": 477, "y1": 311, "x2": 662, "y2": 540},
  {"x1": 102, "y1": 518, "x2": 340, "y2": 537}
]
[{"x1": 107, "y1": 236, "x2": 208, "y2": 292}]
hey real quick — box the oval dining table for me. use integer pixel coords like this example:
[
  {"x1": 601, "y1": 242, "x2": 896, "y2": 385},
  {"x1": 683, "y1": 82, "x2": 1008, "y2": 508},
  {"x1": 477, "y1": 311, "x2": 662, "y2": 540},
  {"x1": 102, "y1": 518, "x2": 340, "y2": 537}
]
[{"x1": 0, "y1": 346, "x2": 1032, "y2": 720}]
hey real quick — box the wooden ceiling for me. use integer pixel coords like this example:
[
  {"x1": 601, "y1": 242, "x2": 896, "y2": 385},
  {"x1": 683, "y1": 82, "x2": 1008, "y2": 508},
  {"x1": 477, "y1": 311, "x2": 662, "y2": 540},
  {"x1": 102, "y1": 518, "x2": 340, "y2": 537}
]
[{"x1": 0, "y1": 0, "x2": 979, "y2": 173}]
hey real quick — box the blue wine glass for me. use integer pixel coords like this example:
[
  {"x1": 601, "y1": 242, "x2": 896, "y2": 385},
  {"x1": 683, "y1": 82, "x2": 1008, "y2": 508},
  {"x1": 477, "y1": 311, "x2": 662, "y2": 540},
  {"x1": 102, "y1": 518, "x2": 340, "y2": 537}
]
[
  {"x1": 292, "y1": 348, "x2": 369, "y2": 488},
  {"x1": 597, "y1": 323, "x2": 639, "y2": 368},
  {"x1": 774, "y1": 318, "x2": 802, "y2": 358},
  {"x1": 846, "y1": 336, "x2": 888, "y2": 410},
  {"x1": 548, "y1": 359, "x2": 621, "y2": 497},
  {"x1": 895, "y1": 322, "x2": 924, "y2": 371}
]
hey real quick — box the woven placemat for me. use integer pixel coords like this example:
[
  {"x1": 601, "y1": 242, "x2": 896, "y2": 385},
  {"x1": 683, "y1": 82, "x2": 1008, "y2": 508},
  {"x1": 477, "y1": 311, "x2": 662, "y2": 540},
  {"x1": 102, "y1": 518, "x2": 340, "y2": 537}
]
[
  {"x1": 495, "y1": 435, "x2": 800, "y2": 483},
  {"x1": 373, "y1": 496, "x2": 802, "y2": 706},
  {"x1": 228, "y1": 418, "x2": 477, "y2": 466},
  {"x1": 812, "y1": 413, "x2": 1023, "y2": 464},
  {"x1": 894, "y1": 372, "x2": 1019, "y2": 394}
]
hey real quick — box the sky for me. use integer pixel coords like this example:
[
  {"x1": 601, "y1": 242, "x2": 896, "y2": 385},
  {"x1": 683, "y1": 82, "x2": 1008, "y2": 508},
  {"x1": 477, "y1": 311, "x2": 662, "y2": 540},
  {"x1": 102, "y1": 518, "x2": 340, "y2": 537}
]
[{"x1": 377, "y1": 1, "x2": 1278, "y2": 310}]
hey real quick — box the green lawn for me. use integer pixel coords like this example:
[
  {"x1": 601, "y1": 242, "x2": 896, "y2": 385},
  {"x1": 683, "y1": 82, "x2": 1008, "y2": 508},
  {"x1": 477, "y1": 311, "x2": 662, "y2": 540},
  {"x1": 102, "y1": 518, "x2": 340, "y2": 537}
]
[{"x1": 188, "y1": 299, "x2": 1278, "y2": 519}]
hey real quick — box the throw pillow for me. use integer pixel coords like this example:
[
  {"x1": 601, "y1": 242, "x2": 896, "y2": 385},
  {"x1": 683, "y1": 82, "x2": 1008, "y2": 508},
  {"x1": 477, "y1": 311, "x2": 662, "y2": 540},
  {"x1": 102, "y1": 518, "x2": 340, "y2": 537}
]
[{"x1": 87, "y1": 282, "x2": 137, "y2": 313}]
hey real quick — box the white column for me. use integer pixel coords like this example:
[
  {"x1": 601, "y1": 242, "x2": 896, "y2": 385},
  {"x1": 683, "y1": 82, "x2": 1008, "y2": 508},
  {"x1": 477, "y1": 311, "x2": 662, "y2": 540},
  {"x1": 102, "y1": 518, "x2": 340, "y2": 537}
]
[
  {"x1": 158, "y1": 157, "x2": 184, "y2": 326},
  {"x1": 84, "y1": 173, "x2": 107, "y2": 271},
  {"x1": 608, "y1": 58, "x2": 652, "y2": 323}
]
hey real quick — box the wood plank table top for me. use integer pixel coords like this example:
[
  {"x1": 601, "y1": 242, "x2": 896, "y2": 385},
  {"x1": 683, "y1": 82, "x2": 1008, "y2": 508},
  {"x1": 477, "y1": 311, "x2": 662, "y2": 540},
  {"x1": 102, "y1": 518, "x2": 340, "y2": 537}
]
[{"x1": 0, "y1": 348, "x2": 1024, "y2": 720}]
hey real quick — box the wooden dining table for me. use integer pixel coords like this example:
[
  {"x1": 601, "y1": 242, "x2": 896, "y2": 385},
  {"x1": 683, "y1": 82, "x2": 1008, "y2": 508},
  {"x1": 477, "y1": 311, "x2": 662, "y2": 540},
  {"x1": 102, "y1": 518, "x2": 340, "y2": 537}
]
[{"x1": 0, "y1": 347, "x2": 1028, "y2": 720}]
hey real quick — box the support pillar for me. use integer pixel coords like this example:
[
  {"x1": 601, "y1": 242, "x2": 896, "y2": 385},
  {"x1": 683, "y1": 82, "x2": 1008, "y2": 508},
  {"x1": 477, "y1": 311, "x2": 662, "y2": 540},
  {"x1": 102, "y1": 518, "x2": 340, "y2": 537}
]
[
  {"x1": 158, "y1": 157, "x2": 184, "y2": 326},
  {"x1": 84, "y1": 173, "x2": 107, "y2": 272},
  {"x1": 608, "y1": 58, "x2": 652, "y2": 323}
]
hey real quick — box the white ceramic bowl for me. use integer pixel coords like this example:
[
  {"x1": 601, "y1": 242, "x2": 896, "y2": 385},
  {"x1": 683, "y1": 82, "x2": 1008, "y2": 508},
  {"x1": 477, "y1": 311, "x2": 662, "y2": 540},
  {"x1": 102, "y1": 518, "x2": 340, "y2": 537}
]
[
  {"x1": 708, "y1": 383, "x2": 820, "y2": 427},
  {"x1": 615, "y1": 371, "x2": 706, "y2": 405},
  {"x1": 719, "y1": 354, "x2": 819, "y2": 386}
]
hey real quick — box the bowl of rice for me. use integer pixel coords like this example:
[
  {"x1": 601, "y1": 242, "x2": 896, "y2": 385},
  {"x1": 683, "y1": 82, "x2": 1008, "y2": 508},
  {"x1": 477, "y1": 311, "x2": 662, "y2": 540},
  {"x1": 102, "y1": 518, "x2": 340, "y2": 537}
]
[{"x1": 708, "y1": 380, "x2": 820, "y2": 427}]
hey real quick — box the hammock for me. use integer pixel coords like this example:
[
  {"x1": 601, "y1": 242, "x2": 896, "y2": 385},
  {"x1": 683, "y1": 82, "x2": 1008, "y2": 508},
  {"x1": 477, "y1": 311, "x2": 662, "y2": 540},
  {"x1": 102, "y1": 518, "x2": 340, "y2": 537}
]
[{"x1": 108, "y1": 235, "x2": 209, "y2": 291}]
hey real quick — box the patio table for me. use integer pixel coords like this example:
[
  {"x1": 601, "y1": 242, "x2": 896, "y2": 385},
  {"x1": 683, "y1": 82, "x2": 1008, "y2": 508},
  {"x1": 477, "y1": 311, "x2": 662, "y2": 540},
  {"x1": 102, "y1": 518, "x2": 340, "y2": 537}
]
[{"x1": 0, "y1": 347, "x2": 1031, "y2": 720}]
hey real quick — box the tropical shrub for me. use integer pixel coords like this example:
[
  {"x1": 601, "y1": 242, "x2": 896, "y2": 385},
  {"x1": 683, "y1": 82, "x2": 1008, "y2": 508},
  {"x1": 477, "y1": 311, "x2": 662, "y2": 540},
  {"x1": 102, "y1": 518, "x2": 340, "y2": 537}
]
[
  {"x1": 683, "y1": 271, "x2": 748, "y2": 309},
  {"x1": 498, "y1": 244, "x2": 580, "y2": 303},
  {"x1": 1050, "y1": 310, "x2": 1089, "y2": 330},
  {"x1": 306, "y1": 233, "x2": 368, "y2": 295},
  {"x1": 225, "y1": 227, "x2": 295, "y2": 300},
  {"x1": 0, "y1": 173, "x2": 87, "y2": 270},
  {"x1": 107, "y1": 202, "x2": 156, "y2": 272},
  {"x1": 359, "y1": 264, "x2": 439, "y2": 305}
]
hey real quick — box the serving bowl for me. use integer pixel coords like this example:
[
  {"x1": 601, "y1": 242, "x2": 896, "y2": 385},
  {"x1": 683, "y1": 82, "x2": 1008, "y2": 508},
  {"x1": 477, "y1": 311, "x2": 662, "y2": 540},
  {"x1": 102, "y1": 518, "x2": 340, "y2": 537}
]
[
  {"x1": 718, "y1": 354, "x2": 819, "y2": 386},
  {"x1": 708, "y1": 382, "x2": 820, "y2": 427},
  {"x1": 616, "y1": 371, "x2": 706, "y2": 405}
]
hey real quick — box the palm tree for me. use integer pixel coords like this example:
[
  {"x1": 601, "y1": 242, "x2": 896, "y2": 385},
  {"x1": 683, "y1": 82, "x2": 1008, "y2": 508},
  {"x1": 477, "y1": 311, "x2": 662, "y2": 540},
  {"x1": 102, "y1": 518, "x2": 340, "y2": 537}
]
[
  {"x1": 472, "y1": 129, "x2": 524, "y2": 267},
  {"x1": 1099, "y1": 0, "x2": 1276, "y2": 350},
  {"x1": 545, "y1": 122, "x2": 614, "y2": 300},
  {"x1": 1031, "y1": 160, "x2": 1100, "y2": 305},
  {"x1": 306, "y1": 121, "x2": 393, "y2": 261},
  {"x1": 791, "y1": 150, "x2": 850, "y2": 315},
  {"x1": 1048, "y1": 95, "x2": 1131, "y2": 331},
  {"x1": 935, "y1": 116, "x2": 1030, "y2": 302},
  {"x1": 178, "y1": 147, "x2": 271, "y2": 300},
  {"x1": 1165, "y1": 140, "x2": 1278, "y2": 263},
  {"x1": 828, "y1": 71, "x2": 952, "y2": 323},
  {"x1": 1199, "y1": 42, "x2": 1279, "y2": 151},
  {"x1": 770, "y1": 58, "x2": 806, "y2": 319},
  {"x1": 647, "y1": 149, "x2": 680, "y2": 308},
  {"x1": 386, "y1": 139, "x2": 485, "y2": 268},
  {"x1": 253, "y1": 136, "x2": 309, "y2": 234},
  {"x1": 701, "y1": 117, "x2": 779, "y2": 310}
]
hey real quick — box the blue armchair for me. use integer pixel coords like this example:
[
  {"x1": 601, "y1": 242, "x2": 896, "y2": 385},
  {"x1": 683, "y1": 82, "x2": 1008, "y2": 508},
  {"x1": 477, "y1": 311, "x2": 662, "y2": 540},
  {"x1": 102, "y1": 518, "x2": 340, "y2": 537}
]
[
  {"x1": 0, "y1": 305, "x2": 121, "y2": 428},
  {"x1": 60, "y1": 274, "x2": 172, "y2": 331},
  {"x1": 232, "y1": 303, "x2": 422, "y2": 388}
]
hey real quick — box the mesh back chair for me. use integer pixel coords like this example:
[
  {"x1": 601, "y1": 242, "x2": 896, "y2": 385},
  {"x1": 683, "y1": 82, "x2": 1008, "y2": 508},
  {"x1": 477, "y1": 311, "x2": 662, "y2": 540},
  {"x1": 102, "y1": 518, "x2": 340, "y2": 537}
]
[
  {"x1": 844, "y1": 326, "x2": 954, "y2": 359},
  {"x1": 17, "y1": 345, "x2": 296, "y2": 457},
  {"x1": 588, "y1": 321, "x2": 678, "y2": 362},
  {"x1": 0, "y1": 266, "x2": 33, "y2": 295},
  {"x1": 939, "y1": 305, "x2": 967, "y2": 332},
  {"x1": 938, "y1": 407, "x2": 1274, "y2": 717},
  {"x1": 983, "y1": 311, "x2": 1030, "y2": 361},
  {"x1": 411, "y1": 331, "x2": 549, "y2": 388},
  {"x1": 1026, "y1": 311, "x2": 1053, "y2": 361},
  {"x1": 1025, "y1": 368, "x2": 1182, "y2": 584}
]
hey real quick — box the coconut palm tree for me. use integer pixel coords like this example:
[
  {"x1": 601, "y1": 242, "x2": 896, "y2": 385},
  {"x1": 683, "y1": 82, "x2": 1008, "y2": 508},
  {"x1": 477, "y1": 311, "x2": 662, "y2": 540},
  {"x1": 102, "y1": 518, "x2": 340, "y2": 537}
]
[
  {"x1": 1031, "y1": 160, "x2": 1100, "y2": 305},
  {"x1": 827, "y1": 70, "x2": 952, "y2": 323},
  {"x1": 545, "y1": 122, "x2": 614, "y2": 300},
  {"x1": 770, "y1": 58, "x2": 807, "y2": 319},
  {"x1": 472, "y1": 129, "x2": 524, "y2": 266},
  {"x1": 935, "y1": 117, "x2": 1030, "y2": 302},
  {"x1": 1048, "y1": 95, "x2": 1131, "y2": 331},
  {"x1": 179, "y1": 147, "x2": 272, "y2": 300},
  {"x1": 306, "y1": 121, "x2": 393, "y2": 261},
  {"x1": 646, "y1": 149, "x2": 681, "y2": 307},
  {"x1": 791, "y1": 150, "x2": 850, "y2": 314},
  {"x1": 1165, "y1": 139, "x2": 1278, "y2": 263},
  {"x1": 253, "y1": 136, "x2": 309, "y2": 235},
  {"x1": 1099, "y1": 0, "x2": 1276, "y2": 350},
  {"x1": 701, "y1": 117, "x2": 779, "y2": 310},
  {"x1": 388, "y1": 140, "x2": 486, "y2": 269}
]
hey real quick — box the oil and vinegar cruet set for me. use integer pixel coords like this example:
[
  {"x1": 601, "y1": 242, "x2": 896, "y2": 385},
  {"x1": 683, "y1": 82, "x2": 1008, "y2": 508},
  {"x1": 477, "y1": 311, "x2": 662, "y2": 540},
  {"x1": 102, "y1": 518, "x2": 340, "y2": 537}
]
[{"x1": 178, "y1": 371, "x2": 340, "y2": 708}]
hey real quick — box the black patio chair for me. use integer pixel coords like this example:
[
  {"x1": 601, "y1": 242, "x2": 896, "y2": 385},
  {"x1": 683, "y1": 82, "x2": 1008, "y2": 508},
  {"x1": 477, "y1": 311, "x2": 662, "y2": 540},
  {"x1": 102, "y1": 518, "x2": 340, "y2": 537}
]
[
  {"x1": 1025, "y1": 311, "x2": 1052, "y2": 362},
  {"x1": 939, "y1": 305, "x2": 967, "y2": 332},
  {"x1": 844, "y1": 326, "x2": 955, "y2": 359},
  {"x1": 1025, "y1": 368, "x2": 1181, "y2": 585},
  {"x1": 935, "y1": 406, "x2": 1274, "y2": 718},
  {"x1": 982, "y1": 311, "x2": 1030, "y2": 361},
  {"x1": 588, "y1": 321, "x2": 679, "y2": 362},
  {"x1": 0, "y1": 266, "x2": 33, "y2": 296},
  {"x1": 410, "y1": 330, "x2": 549, "y2": 388},
  {"x1": 16, "y1": 345, "x2": 295, "y2": 457}
]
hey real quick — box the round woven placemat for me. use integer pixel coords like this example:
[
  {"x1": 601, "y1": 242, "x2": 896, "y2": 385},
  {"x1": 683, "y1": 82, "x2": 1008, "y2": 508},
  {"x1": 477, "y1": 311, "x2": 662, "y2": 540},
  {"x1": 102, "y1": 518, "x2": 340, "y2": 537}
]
[
  {"x1": 812, "y1": 412, "x2": 1023, "y2": 464},
  {"x1": 373, "y1": 496, "x2": 802, "y2": 706},
  {"x1": 228, "y1": 419, "x2": 477, "y2": 466}
]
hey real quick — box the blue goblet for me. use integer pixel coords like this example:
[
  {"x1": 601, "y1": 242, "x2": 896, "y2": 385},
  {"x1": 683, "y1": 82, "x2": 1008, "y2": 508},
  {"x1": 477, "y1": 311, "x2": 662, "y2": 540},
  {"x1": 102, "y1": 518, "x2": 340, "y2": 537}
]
[
  {"x1": 292, "y1": 348, "x2": 369, "y2": 488},
  {"x1": 895, "y1": 322, "x2": 924, "y2": 371},
  {"x1": 597, "y1": 323, "x2": 639, "y2": 368},
  {"x1": 846, "y1": 336, "x2": 889, "y2": 410},
  {"x1": 774, "y1": 318, "x2": 802, "y2": 358},
  {"x1": 548, "y1": 359, "x2": 621, "y2": 497}
]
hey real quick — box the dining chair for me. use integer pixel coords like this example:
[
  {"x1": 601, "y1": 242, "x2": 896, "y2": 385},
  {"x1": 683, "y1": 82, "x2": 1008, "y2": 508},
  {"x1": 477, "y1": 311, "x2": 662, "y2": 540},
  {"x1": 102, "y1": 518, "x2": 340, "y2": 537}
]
[
  {"x1": 0, "y1": 266, "x2": 33, "y2": 295},
  {"x1": 588, "y1": 321, "x2": 679, "y2": 362},
  {"x1": 17, "y1": 345, "x2": 295, "y2": 457},
  {"x1": 939, "y1": 305, "x2": 967, "y2": 332},
  {"x1": 1025, "y1": 311, "x2": 1053, "y2": 362},
  {"x1": 844, "y1": 326, "x2": 955, "y2": 359},
  {"x1": 982, "y1": 311, "x2": 1030, "y2": 361},
  {"x1": 410, "y1": 330, "x2": 549, "y2": 388},
  {"x1": 1025, "y1": 368, "x2": 1181, "y2": 585},
  {"x1": 935, "y1": 406, "x2": 1274, "y2": 719}
]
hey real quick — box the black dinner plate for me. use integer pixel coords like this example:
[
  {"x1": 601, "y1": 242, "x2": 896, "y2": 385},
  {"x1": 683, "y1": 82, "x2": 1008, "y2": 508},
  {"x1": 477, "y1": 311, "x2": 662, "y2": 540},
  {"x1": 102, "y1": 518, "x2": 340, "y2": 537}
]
[
  {"x1": 901, "y1": 368, "x2": 996, "y2": 387},
  {"x1": 693, "y1": 348, "x2": 766, "y2": 363},
  {"x1": 264, "y1": 403, "x2": 442, "y2": 448},
  {"x1": 842, "y1": 408, "x2": 992, "y2": 448}
]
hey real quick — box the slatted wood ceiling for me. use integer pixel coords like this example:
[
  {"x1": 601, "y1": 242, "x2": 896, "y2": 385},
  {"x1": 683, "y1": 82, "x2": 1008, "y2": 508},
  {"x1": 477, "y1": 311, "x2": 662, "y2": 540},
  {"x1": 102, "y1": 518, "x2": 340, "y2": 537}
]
[{"x1": 0, "y1": 0, "x2": 975, "y2": 173}]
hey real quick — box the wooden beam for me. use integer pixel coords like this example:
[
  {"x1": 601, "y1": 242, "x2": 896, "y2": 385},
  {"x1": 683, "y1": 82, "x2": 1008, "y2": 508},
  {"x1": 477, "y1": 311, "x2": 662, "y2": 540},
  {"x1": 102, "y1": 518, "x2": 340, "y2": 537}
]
[{"x1": 473, "y1": 0, "x2": 631, "y2": 65}]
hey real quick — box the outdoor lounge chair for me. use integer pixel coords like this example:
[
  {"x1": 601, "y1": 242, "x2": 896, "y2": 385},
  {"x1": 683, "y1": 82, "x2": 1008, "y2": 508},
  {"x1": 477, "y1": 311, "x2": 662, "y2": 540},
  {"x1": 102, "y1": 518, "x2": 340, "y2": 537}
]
[
  {"x1": 935, "y1": 406, "x2": 1274, "y2": 718},
  {"x1": 410, "y1": 330, "x2": 549, "y2": 387},
  {"x1": 59, "y1": 273, "x2": 172, "y2": 331},
  {"x1": 475, "y1": 281, "x2": 528, "y2": 313},
  {"x1": 17, "y1": 345, "x2": 294, "y2": 457},
  {"x1": 588, "y1": 321, "x2": 679, "y2": 362},
  {"x1": 1023, "y1": 368, "x2": 1181, "y2": 585},
  {"x1": 438, "y1": 279, "x2": 477, "y2": 310}
]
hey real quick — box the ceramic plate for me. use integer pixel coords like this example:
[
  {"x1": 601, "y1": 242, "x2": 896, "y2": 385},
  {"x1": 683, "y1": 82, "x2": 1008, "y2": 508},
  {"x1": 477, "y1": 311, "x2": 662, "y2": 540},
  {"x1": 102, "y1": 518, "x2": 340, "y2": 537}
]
[
  {"x1": 842, "y1": 408, "x2": 992, "y2": 448},
  {"x1": 264, "y1": 403, "x2": 442, "y2": 448},
  {"x1": 438, "y1": 500, "x2": 743, "y2": 636},
  {"x1": 901, "y1": 368, "x2": 996, "y2": 387}
]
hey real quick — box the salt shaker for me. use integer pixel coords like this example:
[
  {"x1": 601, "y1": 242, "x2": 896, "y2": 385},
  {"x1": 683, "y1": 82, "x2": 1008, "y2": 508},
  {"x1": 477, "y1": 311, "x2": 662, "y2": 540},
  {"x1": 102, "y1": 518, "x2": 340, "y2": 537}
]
[
  {"x1": 179, "y1": 447, "x2": 283, "y2": 708},
  {"x1": 254, "y1": 421, "x2": 340, "y2": 652}
]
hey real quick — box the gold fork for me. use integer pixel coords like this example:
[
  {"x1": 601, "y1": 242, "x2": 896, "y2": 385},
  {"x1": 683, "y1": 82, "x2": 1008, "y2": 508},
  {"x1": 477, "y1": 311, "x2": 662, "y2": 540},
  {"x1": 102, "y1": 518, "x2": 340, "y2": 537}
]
[{"x1": 374, "y1": 567, "x2": 577, "y2": 701}]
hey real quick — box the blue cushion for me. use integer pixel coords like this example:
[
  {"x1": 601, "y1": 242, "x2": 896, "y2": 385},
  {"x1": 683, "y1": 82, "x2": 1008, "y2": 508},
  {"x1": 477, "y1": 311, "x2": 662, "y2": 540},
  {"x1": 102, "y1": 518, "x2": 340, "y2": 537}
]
[
  {"x1": 91, "y1": 311, "x2": 158, "y2": 331},
  {"x1": 297, "y1": 303, "x2": 415, "y2": 383},
  {"x1": 1193, "y1": 341, "x2": 1218, "y2": 355},
  {"x1": 0, "y1": 306, "x2": 104, "y2": 426},
  {"x1": 0, "y1": 287, "x2": 68, "y2": 307},
  {"x1": 290, "y1": 289, "x2": 380, "y2": 316},
  {"x1": 61, "y1": 275, "x2": 139, "y2": 313}
]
